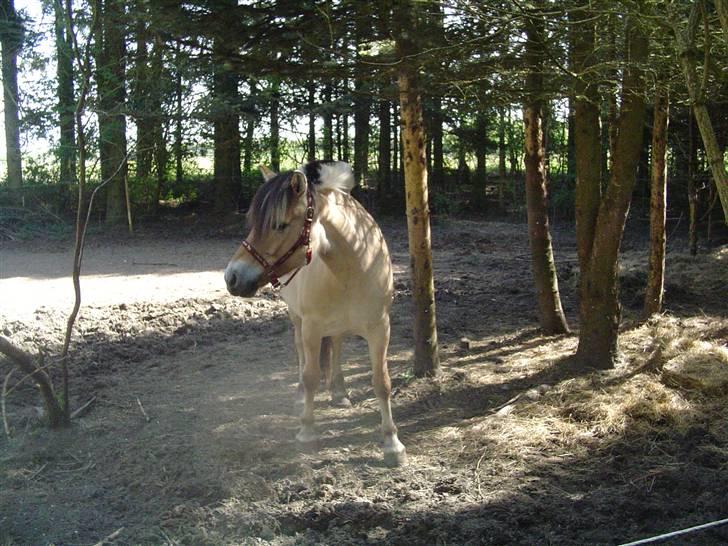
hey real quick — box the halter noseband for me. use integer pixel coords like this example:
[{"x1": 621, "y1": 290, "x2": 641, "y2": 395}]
[{"x1": 241, "y1": 189, "x2": 315, "y2": 289}]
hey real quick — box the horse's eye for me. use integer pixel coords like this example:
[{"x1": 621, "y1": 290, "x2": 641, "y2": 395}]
[{"x1": 275, "y1": 223, "x2": 289, "y2": 232}]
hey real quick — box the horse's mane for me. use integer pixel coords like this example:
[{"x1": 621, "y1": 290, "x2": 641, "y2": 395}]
[{"x1": 248, "y1": 161, "x2": 355, "y2": 234}]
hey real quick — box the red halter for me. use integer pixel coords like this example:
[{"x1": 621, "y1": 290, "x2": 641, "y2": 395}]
[{"x1": 241, "y1": 190, "x2": 315, "y2": 289}]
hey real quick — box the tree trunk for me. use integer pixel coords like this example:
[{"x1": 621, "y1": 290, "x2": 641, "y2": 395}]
[
  {"x1": 688, "y1": 107, "x2": 698, "y2": 255},
  {"x1": 270, "y1": 81, "x2": 280, "y2": 171},
  {"x1": 378, "y1": 99, "x2": 391, "y2": 194},
  {"x1": 307, "y1": 83, "x2": 316, "y2": 162},
  {"x1": 1, "y1": 0, "x2": 23, "y2": 204},
  {"x1": 474, "y1": 113, "x2": 488, "y2": 209},
  {"x1": 353, "y1": 83, "x2": 370, "y2": 185},
  {"x1": 322, "y1": 83, "x2": 333, "y2": 160},
  {"x1": 431, "y1": 97, "x2": 444, "y2": 190},
  {"x1": 644, "y1": 90, "x2": 669, "y2": 317},
  {"x1": 523, "y1": 4, "x2": 570, "y2": 335},
  {"x1": 212, "y1": 34, "x2": 241, "y2": 214},
  {"x1": 133, "y1": 7, "x2": 153, "y2": 187},
  {"x1": 498, "y1": 107, "x2": 507, "y2": 209},
  {"x1": 575, "y1": 16, "x2": 649, "y2": 369},
  {"x1": 174, "y1": 43, "x2": 184, "y2": 184},
  {"x1": 150, "y1": 36, "x2": 166, "y2": 211},
  {"x1": 94, "y1": 0, "x2": 128, "y2": 226},
  {"x1": 54, "y1": 0, "x2": 76, "y2": 186},
  {"x1": 396, "y1": 2, "x2": 440, "y2": 377}
]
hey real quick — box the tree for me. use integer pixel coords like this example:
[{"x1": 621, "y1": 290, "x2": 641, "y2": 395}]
[
  {"x1": 211, "y1": 17, "x2": 241, "y2": 214},
  {"x1": 672, "y1": 2, "x2": 728, "y2": 225},
  {"x1": 395, "y1": 0, "x2": 440, "y2": 377},
  {"x1": 644, "y1": 90, "x2": 669, "y2": 317},
  {"x1": 573, "y1": 8, "x2": 649, "y2": 369},
  {"x1": 1, "y1": 0, "x2": 23, "y2": 203},
  {"x1": 522, "y1": 4, "x2": 570, "y2": 335}
]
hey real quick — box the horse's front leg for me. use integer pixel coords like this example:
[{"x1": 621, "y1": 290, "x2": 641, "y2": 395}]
[{"x1": 296, "y1": 323, "x2": 322, "y2": 445}]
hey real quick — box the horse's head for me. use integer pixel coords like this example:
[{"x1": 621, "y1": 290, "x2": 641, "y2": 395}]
[{"x1": 225, "y1": 166, "x2": 313, "y2": 297}]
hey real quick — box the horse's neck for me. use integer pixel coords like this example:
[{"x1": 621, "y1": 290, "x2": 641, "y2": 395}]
[{"x1": 313, "y1": 191, "x2": 362, "y2": 261}]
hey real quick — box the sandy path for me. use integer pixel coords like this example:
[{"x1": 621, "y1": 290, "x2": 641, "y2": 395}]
[{"x1": 0, "y1": 238, "x2": 236, "y2": 321}]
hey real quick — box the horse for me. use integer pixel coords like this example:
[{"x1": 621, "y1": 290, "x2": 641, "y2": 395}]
[{"x1": 224, "y1": 160, "x2": 407, "y2": 466}]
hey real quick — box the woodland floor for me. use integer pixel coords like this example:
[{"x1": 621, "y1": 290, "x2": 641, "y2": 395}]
[{"x1": 0, "y1": 215, "x2": 727, "y2": 545}]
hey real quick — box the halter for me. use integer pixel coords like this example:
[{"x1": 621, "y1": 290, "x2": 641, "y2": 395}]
[{"x1": 241, "y1": 189, "x2": 315, "y2": 289}]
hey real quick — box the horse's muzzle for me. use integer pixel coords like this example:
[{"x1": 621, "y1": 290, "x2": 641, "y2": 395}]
[{"x1": 224, "y1": 263, "x2": 259, "y2": 297}]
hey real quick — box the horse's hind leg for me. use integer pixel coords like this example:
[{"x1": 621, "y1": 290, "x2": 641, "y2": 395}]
[
  {"x1": 296, "y1": 323, "x2": 322, "y2": 445},
  {"x1": 367, "y1": 317, "x2": 406, "y2": 466},
  {"x1": 290, "y1": 312, "x2": 306, "y2": 409},
  {"x1": 328, "y1": 336, "x2": 351, "y2": 407}
]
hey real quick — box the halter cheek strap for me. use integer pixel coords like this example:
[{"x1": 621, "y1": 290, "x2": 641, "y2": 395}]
[{"x1": 241, "y1": 190, "x2": 315, "y2": 289}]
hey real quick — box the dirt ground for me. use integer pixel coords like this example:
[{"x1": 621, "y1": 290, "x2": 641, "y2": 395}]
[{"x1": 1, "y1": 216, "x2": 727, "y2": 545}]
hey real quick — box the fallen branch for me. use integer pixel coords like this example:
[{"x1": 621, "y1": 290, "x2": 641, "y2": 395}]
[{"x1": 92, "y1": 527, "x2": 124, "y2": 546}]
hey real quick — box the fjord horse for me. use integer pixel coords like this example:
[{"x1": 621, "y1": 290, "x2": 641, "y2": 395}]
[{"x1": 224, "y1": 161, "x2": 406, "y2": 466}]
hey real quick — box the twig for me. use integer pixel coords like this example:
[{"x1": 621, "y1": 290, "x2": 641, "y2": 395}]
[
  {"x1": 92, "y1": 527, "x2": 124, "y2": 546},
  {"x1": 132, "y1": 261, "x2": 179, "y2": 267},
  {"x1": 2, "y1": 367, "x2": 16, "y2": 438},
  {"x1": 27, "y1": 462, "x2": 48, "y2": 481},
  {"x1": 70, "y1": 395, "x2": 97, "y2": 419},
  {"x1": 136, "y1": 397, "x2": 150, "y2": 422}
]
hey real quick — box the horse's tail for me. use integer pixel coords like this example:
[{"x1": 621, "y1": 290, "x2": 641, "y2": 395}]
[{"x1": 320, "y1": 336, "x2": 333, "y2": 385}]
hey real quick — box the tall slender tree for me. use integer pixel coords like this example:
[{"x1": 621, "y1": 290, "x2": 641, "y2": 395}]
[
  {"x1": 574, "y1": 9, "x2": 649, "y2": 369},
  {"x1": 54, "y1": 0, "x2": 76, "y2": 186},
  {"x1": 93, "y1": 0, "x2": 128, "y2": 225},
  {"x1": 644, "y1": 90, "x2": 669, "y2": 317},
  {"x1": 522, "y1": 4, "x2": 569, "y2": 335},
  {"x1": 395, "y1": 0, "x2": 440, "y2": 377},
  {"x1": 1, "y1": 0, "x2": 23, "y2": 203}
]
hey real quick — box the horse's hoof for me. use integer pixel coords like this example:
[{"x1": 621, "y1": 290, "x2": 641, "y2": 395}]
[
  {"x1": 330, "y1": 396, "x2": 352, "y2": 408},
  {"x1": 383, "y1": 446, "x2": 407, "y2": 467},
  {"x1": 296, "y1": 427, "x2": 318, "y2": 449}
]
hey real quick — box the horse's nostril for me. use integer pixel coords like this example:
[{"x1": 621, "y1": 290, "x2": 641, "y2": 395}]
[{"x1": 228, "y1": 272, "x2": 237, "y2": 287}]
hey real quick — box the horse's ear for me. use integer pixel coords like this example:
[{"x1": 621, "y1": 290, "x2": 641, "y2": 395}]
[
  {"x1": 259, "y1": 165, "x2": 276, "y2": 181},
  {"x1": 290, "y1": 171, "x2": 307, "y2": 197}
]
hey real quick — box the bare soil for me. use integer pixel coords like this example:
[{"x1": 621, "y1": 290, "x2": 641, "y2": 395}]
[{"x1": 1, "y1": 217, "x2": 727, "y2": 546}]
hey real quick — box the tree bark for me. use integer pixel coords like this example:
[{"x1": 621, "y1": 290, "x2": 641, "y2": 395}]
[
  {"x1": 54, "y1": 0, "x2": 76, "y2": 186},
  {"x1": 522, "y1": 4, "x2": 570, "y2": 335},
  {"x1": 576, "y1": 15, "x2": 649, "y2": 369},
  {"x1": 1, "y1": 0, "x2": 23, "y2": 203},
  {"x1": 644, "y1": 90, "x2": 669, "y2": 317},
  {"x1": 498, "y1": 107, "x2": 507, "y2": 209},
  {"x1": 396, "y1": 1, "x2": 440, "y2": 377},
  {"x1": 94, "y1": 0, "x2": 128, "y2": 226}
]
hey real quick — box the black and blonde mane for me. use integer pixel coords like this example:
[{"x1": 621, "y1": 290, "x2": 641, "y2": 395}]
[{"x1": 247, "y1": 161, "x2": 355, "y2": 235}]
